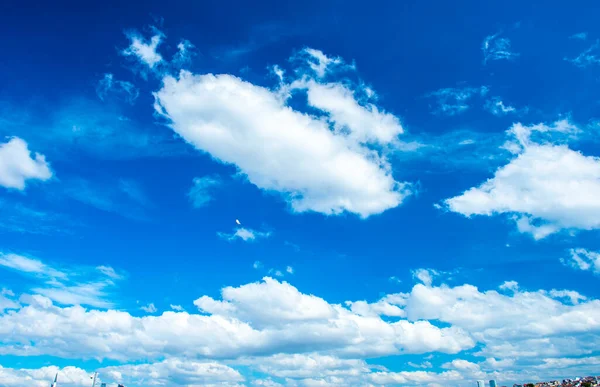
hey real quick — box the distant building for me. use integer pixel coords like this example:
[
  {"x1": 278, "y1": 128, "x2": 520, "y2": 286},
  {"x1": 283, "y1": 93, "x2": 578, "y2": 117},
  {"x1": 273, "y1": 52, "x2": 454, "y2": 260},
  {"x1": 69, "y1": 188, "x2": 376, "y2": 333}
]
[
  {"x1": 477, "y1": 381, "x2": 485, "y2": 387},
  {"x1": 490, "y1": 380, "x2": 497, "y2": 387}
]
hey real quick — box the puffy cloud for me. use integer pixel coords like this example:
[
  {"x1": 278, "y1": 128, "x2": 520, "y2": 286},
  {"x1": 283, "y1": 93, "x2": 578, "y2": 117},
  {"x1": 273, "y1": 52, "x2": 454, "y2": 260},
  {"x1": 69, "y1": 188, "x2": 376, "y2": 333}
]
[
  {"x1": 218, "y1": 227, "x2": 272, "y2": 242},
  {"x1": 188, "y1": 176, "x2": 222, "y2": 208},
  {"x1": 0, "y1": 137, "x2": 52, "y2": 190},
  {"x1": 425, "y1": 86, "x2": 488, "y2": 116},
  {"x1": 443, "y1": 119, "x2": 600, "y2": 238},
  {"x1": 412, "y1": 268, "x2": 439, "y2": 286},
  {"x1": 482, "y1": 32, "x2": 519, "y2": 63},
  {"x1": 295, "y1": 80, "x2": 403, "y2": 145},
  {"x1": 562, "y1": 248, "x2": 600, "y2": 275},
  {"x1": 296, "y1": 48, "x2": 347, "y2": 78},
  {"x1": 123, "y1": 29, "x2": 163, "y2": 68},
  {"x1": 153, "y1": 49, "x2": 410, "y2": 218},
  {"x1": 0, "y1": 277, "x2": 473, "y2": 362}
]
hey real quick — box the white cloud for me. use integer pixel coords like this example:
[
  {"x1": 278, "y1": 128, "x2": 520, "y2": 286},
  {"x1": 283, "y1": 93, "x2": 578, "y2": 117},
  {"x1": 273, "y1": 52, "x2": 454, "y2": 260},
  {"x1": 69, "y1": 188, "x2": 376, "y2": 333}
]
[
  {"x1": 140, "y1": 302, "x2": 157, "y2": 313},
  {"x1": 499, "y1": 280, "x2": 519, "y2": 292},
  {"x1": 2, "y1": 275, "x2": 600, "y2": 385},
  {"x1": 482, "y1": 33, "x2": 519, "y2": 64},
  {"x1": 172, "y1": 39, "x2": 195, "y2": 68},
  {"x1": 297, "y1": 48, "x2": 346, "y2": 78},
  {"x1": 286, "y1": 266, "x2": 294, "y2": 274},
  {"x1": 188, "y1": 176, "x2": 221, "y2": 208},
  {"x1": 123, "y1": 29, "x2": 163, "y2": 68},
  {"x1": 218, "y1": 227, "x2": 272, "y2": 242},
  {"x1": 153, "y1": 50, "x2": 411, "y2": 218},
  {"x1": 443, "y1": 119, "x2": 600, "y2": 238},
  {"x1": 95, "y1": 73, "x2": 139, "y2": 104},
  {"x1": 484, "y1": 97, "x2": 517, "y2": 116},
  {"x1": 565, "y1": 40, "x2": 600, "y2": 68},
  {"x1": 0, "y1": 137, "x2": 52, "y2": 190},
  {"x1": 0, "y1": 252, "x2": 120, "y2": 308},
  {"x1": 253, "y1": 261, "x2": 263, "y2": 269},
  {"x1": 0, "y1": 277, "x2": 473, "y2": 363},
  {"x1": 562, "y1": 248, "x2": 600, "y2": 275},
  {"x1": 294, "y1": 80, "x2": 404, "y2": 145},
  {"x1": 425, "y1": 86, "x2": 488, "y2": 116},
  {"x1": 170, "y1": 304, "x2": 184, "y2": 311}
]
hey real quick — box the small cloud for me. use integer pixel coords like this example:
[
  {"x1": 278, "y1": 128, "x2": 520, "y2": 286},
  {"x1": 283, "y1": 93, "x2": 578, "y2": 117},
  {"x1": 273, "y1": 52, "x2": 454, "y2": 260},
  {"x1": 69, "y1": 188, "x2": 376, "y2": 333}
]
[
  {"x1": 482, "y1": 32, "x2": 519, "y2": 64},
  {"x1": 0, "y1": 137, "x2": 53, "y2": 190},
  {"x1": 122, "y1": 28, "x2": 164, "y2": 69},
  {"x1": 565, "y1": 40, "x2": 600, "y2": 68},
  {"x1": 296, "y1": 48, "x2": 348, "y2": 78},
  {"x1": 218, "y1": 227, "x2": 271, "y2": 242},
  {"x1": 286, "y1": 266, "x2": 294, "y2": 274},
  {"x1": 411, "y1": 268, "x2": 439, "y2": 286},
  {"x1": 570, "y1": 32, "x2": 588, "y2": 40},
  {"x1": 284, "y1": 241, "x2": 300, "y2": 252},
  {"x1": 388, "y1": 276, "x2": 402, "y2": 284},
  {"x1": 484, "y1": 97, "x2": 517, "y2": 116},
  {"x1": 172, "y1": 39, "x2": 195, "y2": 68},
  {"x1": 268, "y1": 269, "x2": 284, "y2": 277},
  {"x1": 95, "y1": 73, "x2": 139, "y2": 104},
  {"x1": 548, "y1": 289, "x2": 586, "y2": 305},
  {"x1": 170, "y1": 304, "x2": 184, "y2": 311},
  {"x1": 425, "y1": 86, "x2": 488, "y2": 116},
  {"x1": 235, "y1": 219, "x2": 241, "y2": 225},
  {"x1": 96, "y1": 265, "x2": 123, "y2": 280},
  {"x1": 561, "y1": 248, "x2": 600, "y2": 275},
  {"x1": 187, "y1": 176, "x2": 221, "y2": 208},
  {"x1": 140, "y1": 303, "x2": 157, "y2": 313},
  {"x1": 499, "y1": 280, "x2": 519, "y2": 292}
]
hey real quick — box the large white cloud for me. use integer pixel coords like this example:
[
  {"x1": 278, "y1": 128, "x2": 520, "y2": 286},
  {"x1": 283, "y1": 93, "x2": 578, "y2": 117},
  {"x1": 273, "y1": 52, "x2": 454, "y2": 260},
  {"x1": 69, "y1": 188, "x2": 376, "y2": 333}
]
[
  {"x1": 0, "y1": 137, "x2": 52, "y2": 190},
  {"x1": 2, "y1": 274, "x2": 600, "y2": 386},
  {"x1": 0, "y1": 277, "x2": 473, "y2": 363},
  {"x1": 444, "y1": 120, "x2": 600, "y2": 238},
  {"x1": 153, "y1": 52, "x2": 410, "y2": 218}
]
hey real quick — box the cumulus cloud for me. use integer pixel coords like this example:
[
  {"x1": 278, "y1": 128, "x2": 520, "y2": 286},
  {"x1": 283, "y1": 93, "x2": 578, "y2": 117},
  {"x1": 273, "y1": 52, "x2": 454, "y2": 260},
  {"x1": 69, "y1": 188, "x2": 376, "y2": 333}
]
[
  {"x1": 153, "y1": 48, "x2": 411, "y2": 218},
  {"x1": 0, "y1": 137, "x2": 52, "y2": 190},
  {"x1": 562, "y1": 248, "x2": 600, "y2": 275},
  {"x1": 482, "y1": 32, "x2": 519, "y2": 64},
  {"x1": 412, "y1": 268, "x2": 439, "y2": 286},
  {"x1": 443, "y1": 119, "x2": 600, "y2": 238},
  {"x1": 0, "y1": 277, "x2": 473, "y2": 363},
  {"x1": 425, "y1": 86, "x2": 488, "y2": 116},
  {"x1": 188, "y1": 176, "x2": 222, "y2": 208}
]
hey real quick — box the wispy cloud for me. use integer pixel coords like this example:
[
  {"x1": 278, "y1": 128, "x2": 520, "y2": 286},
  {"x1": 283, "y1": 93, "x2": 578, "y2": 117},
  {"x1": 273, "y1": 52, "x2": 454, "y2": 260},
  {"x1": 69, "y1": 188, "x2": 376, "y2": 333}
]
[
  {"x1": 0, "y1": 252, "x2": 124, "y2": 308},
  {"x1": 218, "y1": 227, "x2": 272, "y2": 242},
  {"x1": 140, "y1": 303, "x2": 157, "y2": 313},
  {"x1": 565, "y1": 40, "x2": 600, "y2": 68},
  {"x1": 425, "y1": 86, "x2": 488, "y2": 116},
  {"x1": 484, "y1": 97, "x2": 518, "y2": 116},
  {"x1": 122, "y1": 28, "x2": 164, "y2": 69},
  {"x1": 570, "y1": 32, "x2": 588, "y2": 41},
  {"x1": 188, "y1": 176, "x2": 222, "y2": 208},
  {"x1": 96, "y1": 73, "x2": 139, "y2": 104},
  {"x1": 482, "y1": 32, "x2": 519, "y2": 64},
  {"x1": 64, "y1": 178, "x2": 151, "y2": 221},
  {"x1": 561, "y1": 248, "x2": 600, "y2": 275}
]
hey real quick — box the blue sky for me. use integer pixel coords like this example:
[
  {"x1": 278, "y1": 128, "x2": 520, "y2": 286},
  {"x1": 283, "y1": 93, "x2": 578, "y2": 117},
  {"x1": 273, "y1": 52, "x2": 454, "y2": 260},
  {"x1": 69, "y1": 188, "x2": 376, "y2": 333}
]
[{"x1": 1, "y1": 1, "x2": 600, "y2": 386}]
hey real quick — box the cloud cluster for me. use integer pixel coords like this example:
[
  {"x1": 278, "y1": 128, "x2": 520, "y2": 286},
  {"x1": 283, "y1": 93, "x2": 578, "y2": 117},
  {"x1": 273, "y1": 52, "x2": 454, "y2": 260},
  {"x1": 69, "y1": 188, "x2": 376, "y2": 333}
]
[
  {"x1": 562, "y1": 248, "x2": 600, "y2": 275},
  {"x1": 425, "y1": 86, "x2": 488, "y2": 116},
  {"x1": 444, "y1": 119, "x2": 600, "y2": 238},
  {"x1": 482, "y1": 32, "x2": 519, "y2": 64}
]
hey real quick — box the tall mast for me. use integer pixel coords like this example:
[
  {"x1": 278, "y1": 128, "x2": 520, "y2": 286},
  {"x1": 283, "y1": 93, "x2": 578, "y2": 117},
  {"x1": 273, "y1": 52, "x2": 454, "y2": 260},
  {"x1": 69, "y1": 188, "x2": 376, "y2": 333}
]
[{"x1": 91, "y1": 372, "x2": 98, "y2": 387}]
